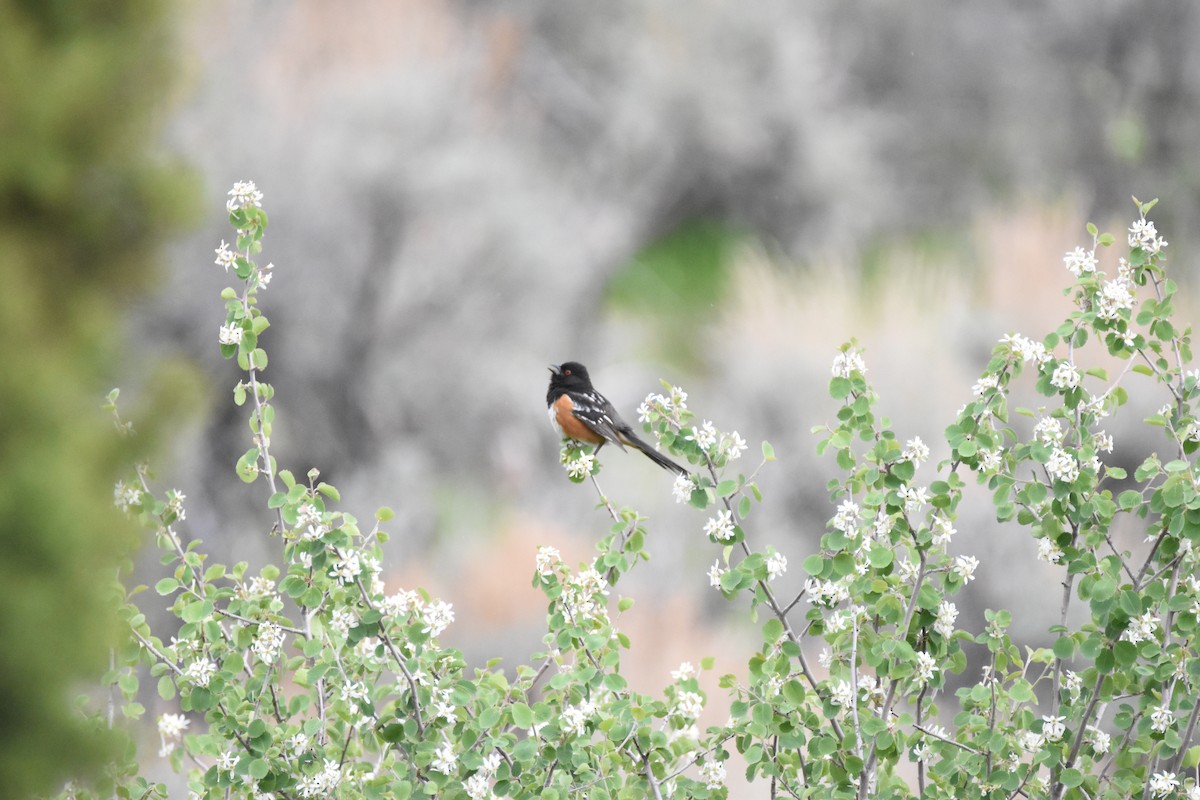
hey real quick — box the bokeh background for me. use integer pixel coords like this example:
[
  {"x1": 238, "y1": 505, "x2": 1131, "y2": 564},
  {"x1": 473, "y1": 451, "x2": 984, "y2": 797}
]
[{"x1": 7, "y1": 0, "x2": 1200, "y2": 795}]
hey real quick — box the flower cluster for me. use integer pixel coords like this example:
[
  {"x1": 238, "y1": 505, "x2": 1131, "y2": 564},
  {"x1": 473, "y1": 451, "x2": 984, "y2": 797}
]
[
  {"x1": 156, "y1": 713, "x2": 189, "y2": 757},
  {"x1": 1001, "y1": 332, "x2": 1052, "y2": 366},
  {"x1": 1063, "y1": 245, "x2": 1098, "y2": 277},
  {"x1": 251, "y1": 622, "x2": 286, "y2": 664},
  {"x1": 832, "y1": 347, "x2": 868, "y2": 378},
  {"x1": 703, "y1": 509, "x2": 736, "y2": 542},
  {"x1": 560, "y1": 567, "x2": 610, "y2": 625},
  {"x1": 1128, "y1": 217, "x2": 1167, "y2": 254},
  {"x1": 535, "y1": 544, "x2": 562, "y2": 577},
  {"x1": 226, "y1": 180, "x2": 264, "y2": 214},
  {"x1": 464, "y1": 752, "x2": 503, "y2": 799},
  {"x1": 562, "y1": 698, "x2": 599, "y2": 737}
]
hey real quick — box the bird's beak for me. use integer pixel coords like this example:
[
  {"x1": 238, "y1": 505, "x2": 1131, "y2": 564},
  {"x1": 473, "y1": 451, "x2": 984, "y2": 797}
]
[{"x1": 548, "y1": 364, "x2": 561, "y2": 375}]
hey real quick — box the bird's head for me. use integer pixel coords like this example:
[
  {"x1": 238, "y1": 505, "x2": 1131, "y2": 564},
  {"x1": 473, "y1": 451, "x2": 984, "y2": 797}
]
[{"x1": 548, "y1": 361, "x2": 592, "y2": 391}]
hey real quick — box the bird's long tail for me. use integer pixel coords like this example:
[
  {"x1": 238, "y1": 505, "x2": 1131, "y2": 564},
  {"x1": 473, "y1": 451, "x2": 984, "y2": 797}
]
[{"x1": 627, "y1": 433, "x2": 689, "y2": 476}]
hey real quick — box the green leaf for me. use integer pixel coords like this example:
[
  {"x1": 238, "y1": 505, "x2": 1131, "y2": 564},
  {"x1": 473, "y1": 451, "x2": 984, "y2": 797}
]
[
  {"x1": 1118, "y1": 490, "x2": 1143, "y2": 510},
  {"x1": 762, "y1": 441, "x2": 776, "y2": 461},
  {"x1": 376, "y1": 506, "x2": 395, "y2": 522},
  {"x1": 617, "y1": 597, "x2": 634, "y2": 612},
  {"x1": 603, "y1": 673, "x2": 627, "y2": 692},
  {"x1": 802, "y1": 555, "x2": 824, "y2": 576},
  {"x1": 511, "y1": 702, "x2": 533, "y2": 728},
  {"x1": 716, "y1": 480, "x2": 737, "y2": 497},
  {"x1": 1113, "y1": 640, "x2": 1137, "y2": 668},
  {"x1": 1053, "y1": 636, "x2": 1075, "y2": 660},
  {"x1": 829, "y1": 377, "x2": 852, "y2": 399},
  {"x1": 316, "y1": 482, "x2": 341, "y2": 502},
  {"x1": 1118, "y1": 590, "x2": 1142, "y2": 616},
  {"x1": 236, "y1": 448, "x2": 260, "y2": 483},
  {"x1": 1060, "y1": 768, "x2": 1083, "y2": 788},
  {"x1": 154, "y1": 577, "x2": 180, "y2": 595},
  {"x1": 867, "y1": 545, "x2": 893, "y2": 569},
  {"x1": 180, "y1": 600, "x2": 214, "y2": 624}
]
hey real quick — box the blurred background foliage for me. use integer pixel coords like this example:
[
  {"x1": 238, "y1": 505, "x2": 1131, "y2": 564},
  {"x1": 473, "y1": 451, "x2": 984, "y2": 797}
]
[
  {"x1": 7, "y1": 0, "x2": 1200, "y2": 795},
  {"x1": 0, "y1": 0, "x2": 194, "y2": 795}
]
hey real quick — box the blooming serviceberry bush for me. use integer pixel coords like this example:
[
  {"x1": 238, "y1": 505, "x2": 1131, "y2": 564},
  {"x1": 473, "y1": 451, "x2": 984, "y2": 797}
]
[{"x1": 72, "y1": 189, "x2": 1200, "y2": 800}]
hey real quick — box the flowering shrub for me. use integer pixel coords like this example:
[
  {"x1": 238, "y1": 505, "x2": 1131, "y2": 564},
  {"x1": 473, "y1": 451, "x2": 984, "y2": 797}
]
[{"x1": 73, "y1": 189, "x2": 1200, "y2": 800}]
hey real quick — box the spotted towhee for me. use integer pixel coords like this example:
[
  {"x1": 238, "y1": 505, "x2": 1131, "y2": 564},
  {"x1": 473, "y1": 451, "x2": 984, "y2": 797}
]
[{"x1": 547, "y1": 361, "x2": 689, "y2": 476}]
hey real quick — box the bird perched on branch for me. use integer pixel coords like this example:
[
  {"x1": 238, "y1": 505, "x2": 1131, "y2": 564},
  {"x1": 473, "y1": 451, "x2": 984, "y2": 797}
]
[{"x1": 547, "y1": 361, "x2": 689, "y2": 475}]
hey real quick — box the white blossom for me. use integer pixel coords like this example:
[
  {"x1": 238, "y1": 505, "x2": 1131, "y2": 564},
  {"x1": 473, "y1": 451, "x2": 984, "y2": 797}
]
[
  {"x1": 1122, "y1": 610, "x2": 1159, "y2": 644},
  {"x1": 1042, "y1": 714, "x2": 1066, "y2": 742},
  {"x1": 562, "y1": 698, "x2": 598, "y2": 737},
  {"x1": 931, "y1": 515, "x2": 956, "y2": 547},
  {"x1": 1129, "y1": 218, "x2": 1167, "y2": 255},
  {"x1": 1148, "y1": 771, "x2": 1179, "y2": 798},
  {"x1": 214, "y1": 239, "x2": 237, "y2": 271},
  {"x1": 329, "y1": 607, "x2": 358, "y2": 637},
  {"x1": 700, "y1": 759, "x2": 726, "y2": 791},
  {"x1": 1002, "y1": 333, "x2": 1051, "y2": 365},
  {"x1": 688, "y1": 420, "x2": 718, "y2": 450},
  {"x1": 1063, "y1": 246, "x2": 1098, "y2": 277},
  {"x1": 916, "y1": 651, "x2": 939, "y2": 684},
  {"x1": 671, "y1": 662, "x2": 697, "y2": 682},
  {"x1": 218, "y1": 323, "x2": 243, "y2": 346},
  {"x1": 674, "y1": 691, "x2": 704, "y2": 720},
  {"x1": 226, "y1": 180, "x2": 264, "y2": 213},
  {"x1": 832, "y1": 348, "x2": 868, "y2": 378},
  {"x1": 805, "y1": 578, "x2": 850, "y2": 608},
  {"x1": 1050, "y1": 361, "x2": 1082, "y2": 391},
  {"x1": 113, "y1": 480, "x2": 142, "y2": 511},
  {"x1": 535, "y1": 545, "x2": 562, "y2": 577},
  {"x1": 1046, "y1": 447, "x2": 1079, "y2": 483},
  {"x1": 952, "y1": 554, "x2": 979, "y2": 584},
  {"x1": 564, "y1": 452, "x2": 595, "y2": 480},
  {"x1": 421, "y1": 600, "x2": 455, "y2": 637},
  {"x1": 215, "y1": 750, "x2": 238, "y2": 772},
  {"x1": 903, "y1": 436, "x2": 931, "y2": 465},
  {"x1": 900, "y1": 485, "x2": 930, "y2": 515},
  {"x1": 1037, "y1": 538, "x2": 1064, "y2": 564},
  {"x1": 1087, "y1": 725, "x2": 1110, "y2": 754},
  {"x1": 703, "y1": 510, "x2": 736, "y2": 541},
  {"x1": 183, "y1": 657, "x2": 216, "y2": 687},
  {"x1": 251, "y1": 623, "x2": 285, "y2": 664},
  {"x1": 464, "y1": 773, "x2": 493, "y2": 800},
  {"x1": 1034, "y1": 417, "x2": 1064, "y2": 444},
  {"x1": 972, "y1": 374, "x2": 999, "y2": 397},
  {"x1": 672, "y1": 474, "x2": 694, "y2": 504},
  {"x1": 430, "y1": 739, "x2": 457, "y2": 775},
  {"x1": 329, "y1": 552, "x2": 362, "y2": 584},
  {"x1": 831, "y1": 499, "x2": 861, "y2": 533},
  {"x1": 156, "y1": 713, "x2": 189, "y2": 757},
  {"x1": 934, "y1": 601, "x2": 958, "y2": 638},
  {"x1": 707, "y1": 560, "x2": 726, "y2": 589},
  {"x1": 1151, "y1": 704, "x2": 1176, "y2": 733}
]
